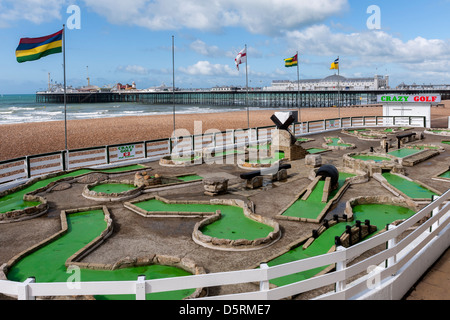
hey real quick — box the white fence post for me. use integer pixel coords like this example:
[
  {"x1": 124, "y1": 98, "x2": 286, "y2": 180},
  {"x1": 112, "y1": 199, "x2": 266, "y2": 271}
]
[
  {"x1": 431, "y1": 195, "x2": 440, "y2": 232},
  {"x1": 18, "y1": 277, "x2": 35, "y2": 300},
  {"x1": 136, "y1": 275, "x2": 147, "y2": 300},
  {"x1": 259, "y1": 263, "x2": 270, "y2": 292},
  {"x1": 335, "y1": 246, "x2": 347, "y2": 292},
  {"x1": 387, "y1": 224, "x2": 398, "y2": 270}
]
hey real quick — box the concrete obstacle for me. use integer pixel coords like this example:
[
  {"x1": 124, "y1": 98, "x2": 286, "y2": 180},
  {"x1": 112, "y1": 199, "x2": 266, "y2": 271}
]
[
  {"x1": 305, "y1": 154, "x2": 322, "y2": 168},
  {"x1": 134, "y1": 171, "x2": 161, "y2": 187},
  {"x1": 203, "y1": 177, "x2": 229, "y2": 196},
  {"x1": 240, "y1": 164, "x2": 292, "y2": 189}
]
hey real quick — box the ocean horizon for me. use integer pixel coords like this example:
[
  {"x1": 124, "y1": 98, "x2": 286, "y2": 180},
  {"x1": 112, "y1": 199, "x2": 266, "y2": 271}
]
[{"x1": 0, "y1": 94, "x2": 278, "y2": 125}]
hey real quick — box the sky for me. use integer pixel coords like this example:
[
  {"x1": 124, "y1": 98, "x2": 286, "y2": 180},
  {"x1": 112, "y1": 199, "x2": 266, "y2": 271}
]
[{"x1": 1, "y1": 0, "x2": 450, "y2": 94}]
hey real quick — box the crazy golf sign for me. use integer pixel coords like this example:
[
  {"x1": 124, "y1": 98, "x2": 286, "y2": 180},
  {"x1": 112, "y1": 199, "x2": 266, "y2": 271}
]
[
  {"x1": 377, "y1": 94, "x2": 441, "y2": 128},
  {"x1": 377, "y1": 94, "x2": 441, "y2": 103}
]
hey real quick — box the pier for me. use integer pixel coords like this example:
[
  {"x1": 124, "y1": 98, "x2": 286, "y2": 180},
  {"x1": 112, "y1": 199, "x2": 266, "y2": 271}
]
[{"x1": 36, "y1": 89, "x2": 450, "y2": 108}]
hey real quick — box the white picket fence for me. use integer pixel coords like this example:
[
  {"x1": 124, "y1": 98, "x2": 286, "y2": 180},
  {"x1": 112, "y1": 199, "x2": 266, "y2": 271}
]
[{"x1": 1, "y1": 189, "x2": 448, "y2": 300}]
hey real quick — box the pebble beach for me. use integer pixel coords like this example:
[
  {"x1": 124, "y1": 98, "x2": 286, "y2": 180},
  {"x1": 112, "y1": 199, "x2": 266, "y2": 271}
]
[{"x1": 0, "y1": 104, "x2": 449, "y2": 162}]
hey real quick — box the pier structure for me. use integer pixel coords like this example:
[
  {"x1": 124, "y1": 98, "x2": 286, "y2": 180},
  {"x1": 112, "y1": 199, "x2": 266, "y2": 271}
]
[{"x1": 36, "y1": 89, "x2": 450, "y2": 108}]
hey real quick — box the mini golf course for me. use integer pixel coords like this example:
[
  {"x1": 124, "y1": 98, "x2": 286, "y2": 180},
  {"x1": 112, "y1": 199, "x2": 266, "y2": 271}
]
[
  {"x1": 382, "y1": 172, "x2": 438, "y2": 200},
  {"x1": 388, "y1": 148, "x2": 423, "y2": 158},
  {"x1": 6, "y1": 209, "x2": 195, "y2": 300},
  {"x1": 325, "y1": 138, "x2": 353, "y2": 148},
  {"x1": 248, "y1": 138, "x2": 312, "y2": 151},
  {"x1": 349, "y1": 129, "x2": 370, "y2": 134},
  {"x1": 1, "y1": 125, "x2": 448, "y2": 300},
  {"x1": 133, "y1": 198, "x2": 274, "y2": 241},
  {"x1": 410, "y1": 145, "x2": 440, "y2": 150},
  {"x1": 248, "y1": 144, "x2": 270, "y2": 150},
  {"x1": 83, "y1": 180, "x2": 143, "y2": 202},
  {"x1": 351, "y1": 155, "x2": 392, "y2": 163},
  {"x1": 307, "y1": 148, "x2": 328, "y2": 154},
  {"x1": 89, "y1": 183, "x2": 137, "y2": 194},
  {"x1": 429, "y1": 130, "x2": 450, "y2": 134},
  {"x1": 175, "y1": 174, "x2": 203, "y2": 182},
  {"x1": 382, "y1": 128, "x2": 408, "y2": 133},
  {"x1": 247, "y1": 151, "x2": 285, "y2": 165},
  {"x1": 281, "y1": 172, "x2": 355, "y2": 220},
  {"x1": 0, "y1": 165, "x2": 146, "y2": 214},
  {"x1": 168, "y1": 155, "x2": 203, "y2": 162},
  {"x1": 212, "y1": 149, "x2": 245, "y2": 157},
  {"x1": 4, "y1": 177, "x2": 419, "y2": 297},
  {"x1": 268, "y1": 203, "x2": 416, "y2": 287},
  {"x1": 438, "y1": 170, "x2": 450, "y2": 179}
]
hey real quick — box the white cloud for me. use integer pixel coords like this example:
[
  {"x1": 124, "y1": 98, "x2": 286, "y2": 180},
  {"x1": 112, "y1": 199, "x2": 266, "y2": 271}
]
[
  {"x1": 286, "y1": 25, "x2": 450, "y2": 67},
  {"x1": 116, "y1": 65, "x2": 149, "y2": 75},
  {"x1": 0, "y1": 0, "x2": 63, "y2": 27},
  {"x1": 82, "y1": 0, "x2": 348, "y2": 35},
  {"x1": 189, "y1": 40, "x2": 223, "y2": 57},
  {"x1": 179, "y1": 61, "x2": 238, "y2": 76}
]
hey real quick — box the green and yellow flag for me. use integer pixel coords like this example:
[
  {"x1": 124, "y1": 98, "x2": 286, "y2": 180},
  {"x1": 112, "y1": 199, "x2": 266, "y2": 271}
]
[{"x1": 284, "y1": 54, "x2": 298, "y2": 68}]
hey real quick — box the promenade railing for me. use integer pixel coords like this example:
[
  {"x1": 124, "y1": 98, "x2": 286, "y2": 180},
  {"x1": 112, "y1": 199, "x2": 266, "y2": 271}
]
[
  {"x1": 0, "y1": 190, "x2": 448, "y2": 300},
  {"x1": 0, "y1": 115, "x2": 427, "y2": 185}
]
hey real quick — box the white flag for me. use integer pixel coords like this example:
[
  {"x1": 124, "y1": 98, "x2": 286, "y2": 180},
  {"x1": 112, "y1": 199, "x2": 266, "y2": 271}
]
[{"x1": 235, "y1": 47, "x2": 247, "y2": 70}]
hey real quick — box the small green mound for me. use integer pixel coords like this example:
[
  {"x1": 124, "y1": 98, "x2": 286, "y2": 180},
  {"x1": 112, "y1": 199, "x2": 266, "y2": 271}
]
[
  {"x1": 90, "y1": 183, "x2": 137, "y2": 194},
  {"x1": 307, "y1": 148, "x2": 328, "y2": 154},
  {"x1": 351, "y1": 155, "x2": 391, "y2": 162}
]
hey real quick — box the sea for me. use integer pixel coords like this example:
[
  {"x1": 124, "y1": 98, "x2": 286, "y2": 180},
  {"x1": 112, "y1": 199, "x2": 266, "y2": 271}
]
[{"x1": 0, "y1": 94, "x2": 271, "y2": 125}]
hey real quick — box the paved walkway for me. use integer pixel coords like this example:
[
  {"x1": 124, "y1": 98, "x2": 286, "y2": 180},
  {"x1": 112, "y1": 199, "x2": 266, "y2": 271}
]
[{"x1": 404, "y1": 248, "x2": 450, "y2": 300}]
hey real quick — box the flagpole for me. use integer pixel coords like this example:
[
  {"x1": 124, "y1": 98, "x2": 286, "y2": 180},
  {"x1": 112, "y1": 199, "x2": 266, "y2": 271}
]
[
  {"x1": 63, "y1": 24, "x2": 67, "y2": 152},
  {"x1": 338, "y1": 56, "x2": 341, "y2": 120},
  {"x1": 245, "y1": 44, "x2": 249, "y2": 128},
  {"x1": 172, "y1": 35, "x2": 176, "y2": 133},
  {"x1": 296, "y1": 51, "x2": 301, "y2": 131}
]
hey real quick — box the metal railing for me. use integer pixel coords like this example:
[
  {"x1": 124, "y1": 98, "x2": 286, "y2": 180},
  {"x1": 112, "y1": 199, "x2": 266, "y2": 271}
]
[{"x1": 0, "y1": 115, "x2": 426, "y2": 186}]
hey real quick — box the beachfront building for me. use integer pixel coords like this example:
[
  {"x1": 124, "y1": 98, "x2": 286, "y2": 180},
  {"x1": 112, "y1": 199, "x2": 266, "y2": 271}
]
[
  {"x1": 211, "y1": 86, "x2": 240, "y2": 92},
  {"x1": 114, "y1": 82, "x2": 137, "y2": 91},
  {"x1": 264, "y1": 75, "x2": 389, "y2": 91},
  {"x1": 396, "y1": 82, "x2": 450, "y2": 90}
]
